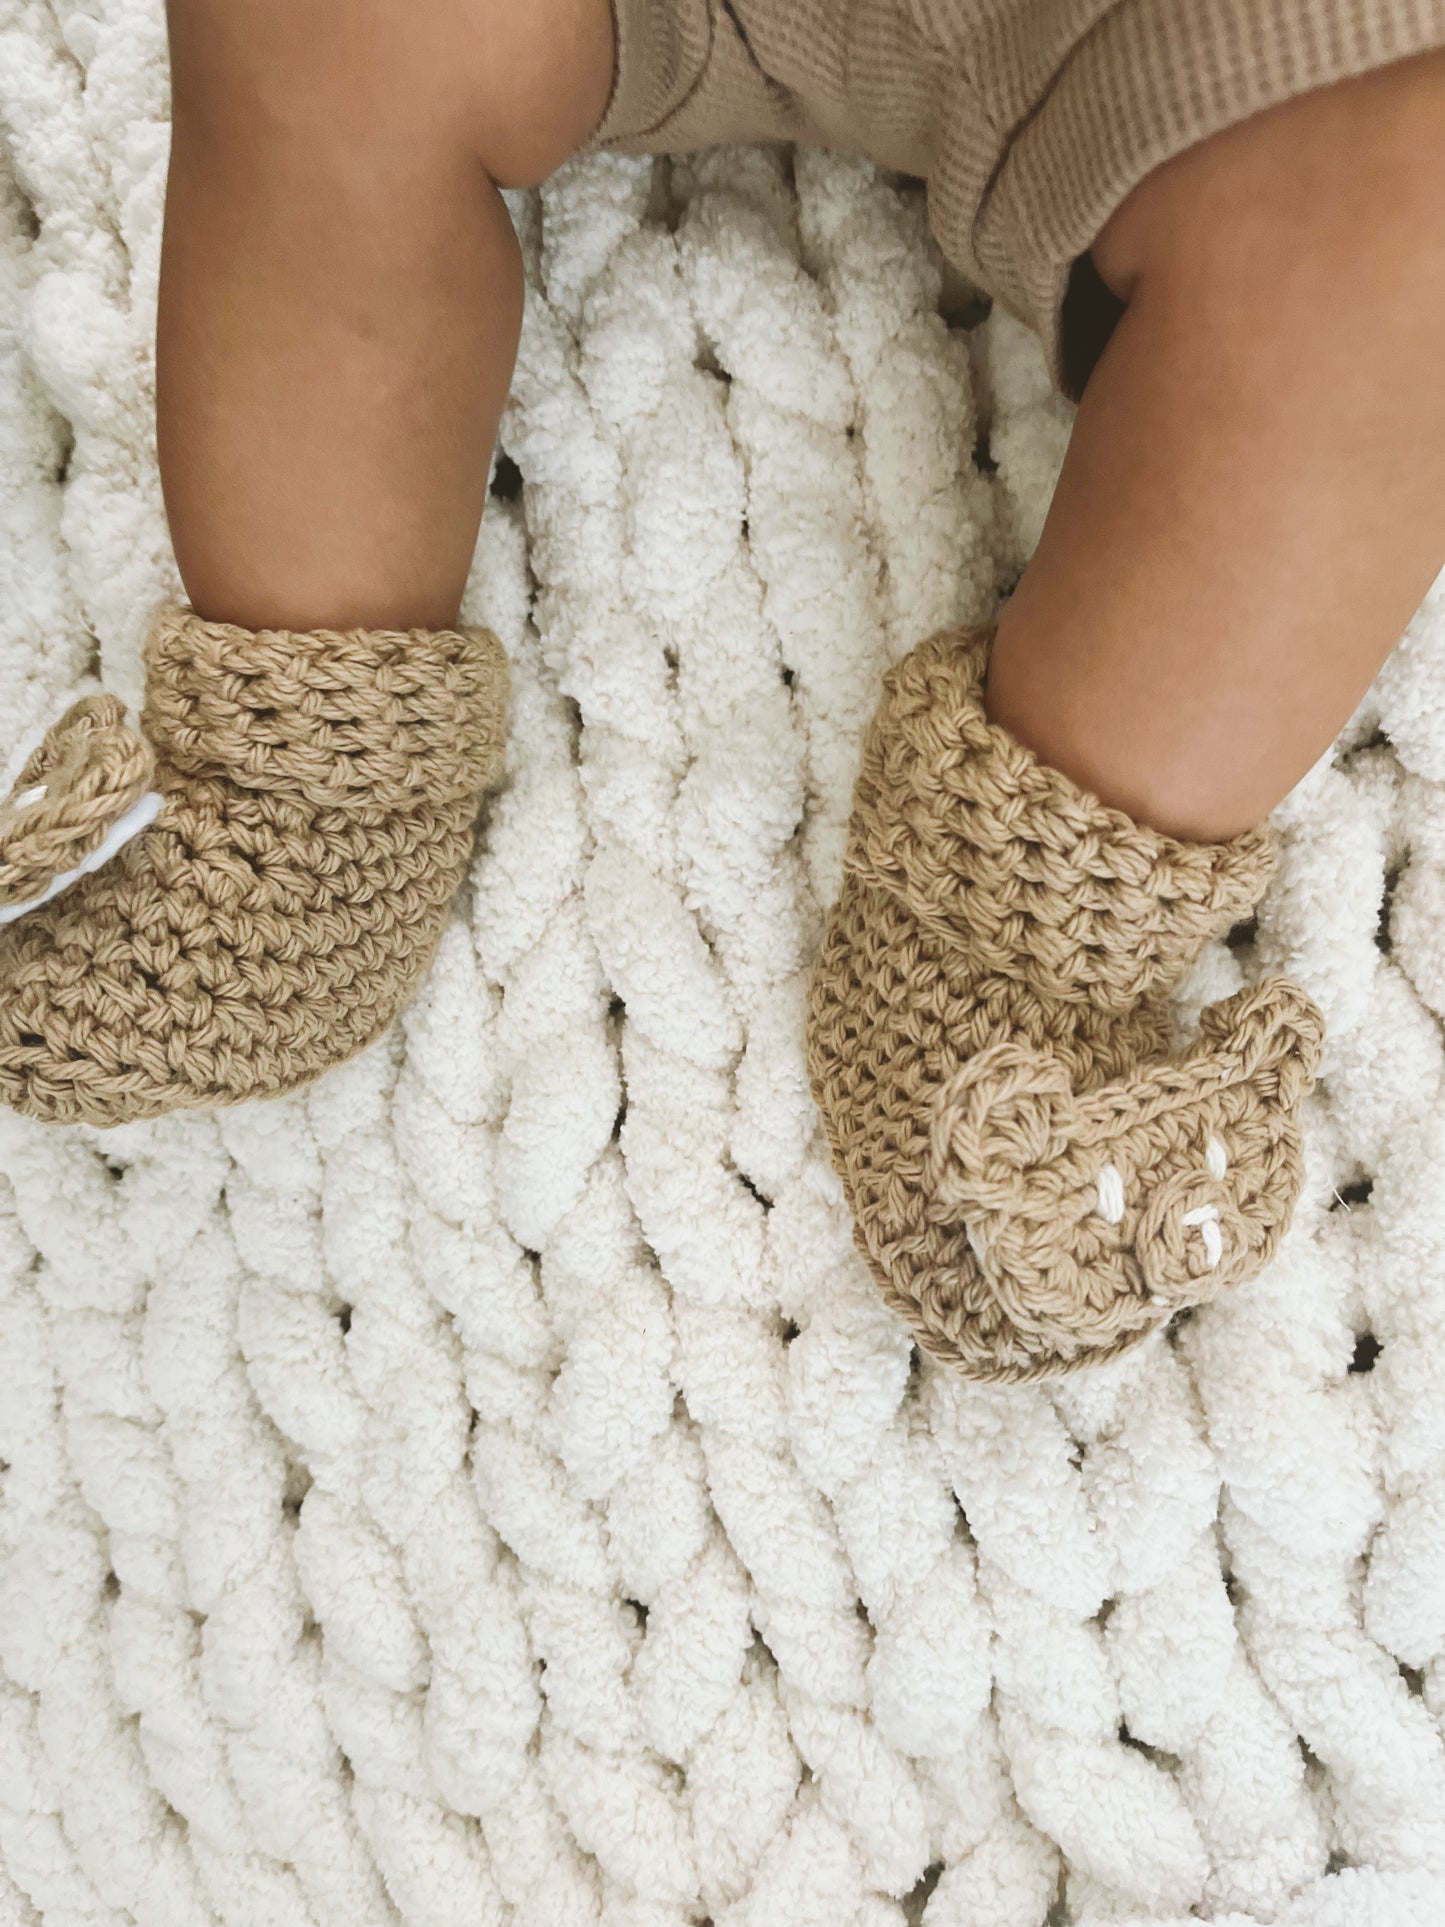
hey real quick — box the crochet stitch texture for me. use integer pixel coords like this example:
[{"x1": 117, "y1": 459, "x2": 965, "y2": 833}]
[
  {"x1": 807, "y1": 627, "x2": 1327, "y2": 1380},
  {"x1": 0, "y1": 604, "x2": 509, "y2": 1126}
]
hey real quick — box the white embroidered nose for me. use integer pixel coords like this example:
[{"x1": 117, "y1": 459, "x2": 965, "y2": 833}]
[{"x1": 1181, "y1": 1202, "x2": 1223, "y2": 1270}]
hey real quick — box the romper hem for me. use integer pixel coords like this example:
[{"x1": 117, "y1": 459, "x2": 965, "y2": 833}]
[{"x1": 588, "y1": 0, "x2": 1445, "y2": 400}]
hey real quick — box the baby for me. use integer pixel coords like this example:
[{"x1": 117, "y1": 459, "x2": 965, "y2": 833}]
[{"x1": 1, "y1": 1, "x2": 1443, "y2": 1378}]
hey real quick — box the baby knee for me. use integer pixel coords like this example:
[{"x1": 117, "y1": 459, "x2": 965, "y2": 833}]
[
  {"x1": 165, "y1": 0, "x2": 615, "y2": 187},
  {"x1": 454, "y1": 0, "x2": 617, "y2": 186}
]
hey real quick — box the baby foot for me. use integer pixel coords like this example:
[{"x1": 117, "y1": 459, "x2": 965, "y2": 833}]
[
  {"x1": 808, "y1": 625, "x2": 1328, "y2": 1379},
  {"x1": 0, "y1": 607, "x2": 509, "y2": 1127},
  {"x1": 922, "y1": 976, "x2": 1325, "y2": 1358}
]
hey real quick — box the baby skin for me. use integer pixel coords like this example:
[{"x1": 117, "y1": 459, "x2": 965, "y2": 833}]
[{"x1": 0, "y1": 2, "x2": 1442, "y2": 1376}]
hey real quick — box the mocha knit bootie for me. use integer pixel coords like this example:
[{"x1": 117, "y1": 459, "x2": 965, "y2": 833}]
[
  {"x1": 0, "y1": 604, "x2": 508, "y2": 1126},
  {"x1": 806, "y1": 627, "x2": 1325, "y2": 1382}
]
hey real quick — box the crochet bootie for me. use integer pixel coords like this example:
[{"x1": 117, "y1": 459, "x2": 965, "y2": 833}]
[
  {"x1": 0, "y1": 604, "x2": 509, "y2": 1126},
  {"x1": 806, "y1": 628, "x2": 1325, "y2": 1382}
]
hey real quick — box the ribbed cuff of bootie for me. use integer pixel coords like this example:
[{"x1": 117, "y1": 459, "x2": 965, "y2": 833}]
[
  {"x1": 806, "y1": 623, "x2": 1325, "y2": 1382},
  {"x1": 143, "y1": 605, "x2": 509, "y2": 811},
  {"x1": 842, "y1": 627, "x2": 1278, "y2": 1010}
]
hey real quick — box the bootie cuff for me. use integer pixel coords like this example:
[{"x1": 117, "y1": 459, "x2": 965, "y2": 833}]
[
  {"x1": 144, "y1": 605, "x2": 509, "y2": 813},
  {"x1": 843, "y1": 628, "x2": 1276, "y2": 1012}
]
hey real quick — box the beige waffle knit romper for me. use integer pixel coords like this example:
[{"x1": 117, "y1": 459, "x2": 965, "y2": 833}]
[{"x1": 589, "y1": 1, "x2": 1445, "y2": 397}]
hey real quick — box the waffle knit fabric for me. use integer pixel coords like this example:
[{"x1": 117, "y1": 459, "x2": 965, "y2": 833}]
[
  {"x1": 805, "y1": 627, "x2": 1327, "y2": 1381},
  {"x1": 0, "y1": 604, "x2": 509, "y2": 1127},
  {"x1": 591, "y1": 0, "x2": 1445, "y2": 398}
]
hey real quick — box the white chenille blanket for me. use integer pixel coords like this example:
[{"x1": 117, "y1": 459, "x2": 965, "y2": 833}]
[{"x1": 3, "y1": 8, "x2": 1445, "y2": 1922}]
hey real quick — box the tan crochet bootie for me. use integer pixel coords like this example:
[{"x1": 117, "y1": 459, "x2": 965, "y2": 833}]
[
  {"x1": 806, "y1": 628, "x2": 1325, "y2": 1382},
  {"x1": 0, "y1": 604, "x2": 509, "y2": 1126}
]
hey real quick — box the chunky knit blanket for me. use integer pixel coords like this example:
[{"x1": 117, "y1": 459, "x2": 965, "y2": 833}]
[{"x1": 3, "y1": 11, "x2": 1445, "y2": 1925}]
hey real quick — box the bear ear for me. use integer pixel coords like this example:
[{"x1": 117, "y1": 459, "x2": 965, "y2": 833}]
[
  {"x1": 1195, "y1": 974, "x2": 1325, "y2": 1106},
  {"x1": 0, "y1": 697, "x2": 158, "y2": 924},
  {"x1": 923, "y1": 1040, "x2": 1075, "y2": 1222}
]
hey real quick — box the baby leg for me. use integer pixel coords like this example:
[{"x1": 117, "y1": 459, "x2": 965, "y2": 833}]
[
  {"x1": 986, "y1": 48, "x2": 1445, "y2": 842},
  {"x1": 0, "y1": 0, "x2": 619, "y2": 1124},
  {"x1": 158, "y1": 0, "x2": 617, "y2": 631},
  {"x1": 808, "y1": 51, "x2": 1445, "y2": 1376}
]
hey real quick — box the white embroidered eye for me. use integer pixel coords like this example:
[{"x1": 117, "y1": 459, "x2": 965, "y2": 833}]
[
  {"x1": 1096, "y1": 1163, "x2": 1125, "y2": 1225},
  {"x1": 1182, "y1": 1203, "x2": 1223, "y2": 1269},
  {"x1": 14, "y1": 785, "x2": 47, "y2": 809},
  {"x1": 1205, "y1": 1135, "x2": 1228, "y2": 1181}
]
